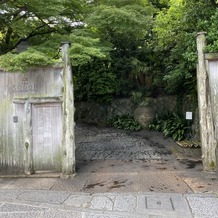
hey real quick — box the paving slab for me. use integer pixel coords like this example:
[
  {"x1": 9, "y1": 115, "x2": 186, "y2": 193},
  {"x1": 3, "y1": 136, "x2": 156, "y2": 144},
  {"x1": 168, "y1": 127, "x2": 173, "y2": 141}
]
[
  {"x1": 61, "y1": 192, "x2": 193, "y2": 218},
  {"x1": 0, "y1": 211, "x2": 42, "y2": 218},
  {"x1": 113, "y1": 195, "x2": 137, "y2": 212},
  {"x1": 81, "y1": 173, "x2": 138, "y2": 193},
  {"x1": 0, "y1": 179, "x2": 17, "y2": 189},
  {"x1": 39, "y1": 210, "x2": 84, "y2": 218},
  {"x1": 180, "y1": 172, "x2": 218, "y2": 194},
  {"x1": 2, "y1": 190, "x2": 218, "y2": 218},
  {"x1": 0, "y1": 190, "x2": 23, "y2": 201},
  {"x1": 17, "y1": 190, "x2": 70, "y2": 204},
  {"x1": 64, "y1": 194, "x2": 93, "y2": 207},
  {"x1": 187, "y1": 195, "x2": 218, "y2": 218},
  {"x1": 50, "y1": 175, "x2": 88, "y2": 191},
  {"x1": 90, "y1": 196, "x2": 115, "y2": 211},
  {"x1": 5, "y1": 178, "x2": 56, "y2": 190},
  {"x1": 136, "y1": 172, "x2": 193, "y2": 193},
  {"x1": 0, "y1": 203, "x2": 48, "y2": 212}
]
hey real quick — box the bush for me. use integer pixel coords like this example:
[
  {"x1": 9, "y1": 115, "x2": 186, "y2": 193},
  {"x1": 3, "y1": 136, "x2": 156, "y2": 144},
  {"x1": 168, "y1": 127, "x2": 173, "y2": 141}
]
[
  {"x1": 107, "y1": 114, "x2": 142, "y2": 131},
  {"x1": 148, "y1": 112, "x2": 190, "y2": 141}
]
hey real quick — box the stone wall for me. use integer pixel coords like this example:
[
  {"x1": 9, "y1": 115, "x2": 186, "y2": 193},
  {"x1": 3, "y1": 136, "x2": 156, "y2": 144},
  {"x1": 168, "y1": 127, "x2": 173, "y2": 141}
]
[
  {"x1": 75, "y1": 95, "x2": 179, "y2": 125},
  {"x1": 149, "y1": 96, "x2": 178, "y2": 115},
  {"x1": 75, "y1": 101, "x2": 108, "y2": 124},
  {"x1": 75, "y1": 95, "x2": 200, "y2": 140}
]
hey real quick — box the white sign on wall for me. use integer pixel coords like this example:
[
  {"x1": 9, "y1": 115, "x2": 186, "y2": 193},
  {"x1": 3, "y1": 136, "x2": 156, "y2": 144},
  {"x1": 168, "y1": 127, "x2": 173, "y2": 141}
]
[{"x1": 186, "y1": 112, "x2": 193, "y2": 120}]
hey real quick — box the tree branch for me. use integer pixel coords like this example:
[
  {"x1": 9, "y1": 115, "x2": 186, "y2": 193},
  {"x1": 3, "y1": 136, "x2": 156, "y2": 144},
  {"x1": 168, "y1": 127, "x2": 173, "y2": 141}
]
[
  {"x1": 5, "y1": 27, "x2": 12, "y2": 45},
  {"x1": 12, "y1": 28, "x2": 58, "y2": 50}
]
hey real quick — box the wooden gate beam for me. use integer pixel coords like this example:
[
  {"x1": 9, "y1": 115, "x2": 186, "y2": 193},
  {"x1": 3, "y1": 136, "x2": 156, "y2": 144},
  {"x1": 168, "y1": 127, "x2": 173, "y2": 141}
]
[
  {"x1": 61, "y1": 42, "x2": 76, "y2": 176},
  {"x1": 196, "y1": 32, "x2": 217, "y2": 171}
]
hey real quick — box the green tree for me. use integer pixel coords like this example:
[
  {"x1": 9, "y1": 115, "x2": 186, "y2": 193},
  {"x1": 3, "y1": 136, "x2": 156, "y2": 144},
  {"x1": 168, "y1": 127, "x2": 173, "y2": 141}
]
[
  {"x1": 76, "y1": 0, "x2": 156, "y2": 100},
  {"x1": 0, "y1": 0, "x2": 111, "y2": 71},
  {"x1": 152, "y1": 0, "x2": 218, "y2": 95},
  {"x1": 0, "y1": 0, "x2": 84, "y2": 54}
]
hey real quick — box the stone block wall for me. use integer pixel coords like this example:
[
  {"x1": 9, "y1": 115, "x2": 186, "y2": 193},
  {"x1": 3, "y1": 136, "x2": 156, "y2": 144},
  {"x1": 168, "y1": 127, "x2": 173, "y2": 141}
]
[
  {"x1": 106, "y1": 98, "x2": 135, "y2": 118},
  {"x1": 75, "y1": 95, "x2": 200, "y2": 141},
  {"x1": 149, "y1": 96, "x2": 178, "y2": 115},
  {"x1": 75, "y1": 101, "x2": 107, "y2": 124},
  {"x1": 75, "y1": 95, "x2": 179, "y2": 124}
]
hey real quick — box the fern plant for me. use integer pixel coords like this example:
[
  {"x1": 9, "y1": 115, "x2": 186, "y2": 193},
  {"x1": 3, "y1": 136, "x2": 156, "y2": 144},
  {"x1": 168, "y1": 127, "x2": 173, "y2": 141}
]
[
  {"x1": 148, "y1": 113, "x2": 190, "y2": 141},
  {"x1": 107, "y1": 114, "x2": 142, "y2": 131}
]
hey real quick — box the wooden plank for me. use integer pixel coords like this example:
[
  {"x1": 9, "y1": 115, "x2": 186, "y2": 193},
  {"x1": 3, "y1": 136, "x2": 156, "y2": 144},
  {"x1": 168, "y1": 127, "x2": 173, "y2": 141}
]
[
  {"x1": 32, "y1": 103, "x2": 62, "y2": 171},
  {"x1": 205, "y1": 53, "x2": 218, "y2": 60},
  {"x1": 207, "y1": 60, "x2": 218, "y2": 167},
  {"x1": 0, "y1": 72, "x2": 6, "y2": 167},
  {"x1": 61, "y1": 42, "x2": 76, "y2": 175},
  {"x1": 196, "y1": 32, "x2": 217, "y2": 171},
  {"x1": 13, "y1": 103, "x2": 25, "y2": 168}
]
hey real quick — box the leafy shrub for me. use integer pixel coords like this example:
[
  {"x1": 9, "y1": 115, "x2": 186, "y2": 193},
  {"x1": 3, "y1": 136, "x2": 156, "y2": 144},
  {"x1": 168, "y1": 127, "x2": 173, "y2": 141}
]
[
  {"x1": 148, "y1": 113, "x2": 190, "y2": 141},
  {"x1": 107, "y1": 114, "x2": 142, "y2": 131}
]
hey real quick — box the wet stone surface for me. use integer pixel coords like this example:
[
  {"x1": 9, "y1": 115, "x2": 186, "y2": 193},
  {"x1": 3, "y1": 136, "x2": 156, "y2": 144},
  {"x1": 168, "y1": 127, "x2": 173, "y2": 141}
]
[{"x1": 75, "y1": 124, "x2": 172, "y2": 160}]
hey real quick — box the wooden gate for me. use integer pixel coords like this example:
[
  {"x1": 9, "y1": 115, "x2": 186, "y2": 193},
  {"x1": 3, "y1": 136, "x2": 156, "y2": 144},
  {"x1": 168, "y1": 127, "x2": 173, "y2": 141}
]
[{"x1": 32, "y1": 103, "x2": 62, "y2": 171}]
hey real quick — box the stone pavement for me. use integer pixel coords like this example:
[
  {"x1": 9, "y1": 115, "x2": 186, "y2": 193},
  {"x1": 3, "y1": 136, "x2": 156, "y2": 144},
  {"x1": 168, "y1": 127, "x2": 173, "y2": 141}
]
[
  {"x1": 0, "y1": 189, "x2": 217, "y2": 218},
  {"x1": 0, "y1": 123, "x2": 218, "y2": 217}
]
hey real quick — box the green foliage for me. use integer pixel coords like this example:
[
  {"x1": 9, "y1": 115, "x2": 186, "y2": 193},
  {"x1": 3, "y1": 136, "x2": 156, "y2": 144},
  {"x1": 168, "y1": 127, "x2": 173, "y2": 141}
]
[
  {"x1": 151, "y1": 0, "x2": 218, "y2": 95},
  {"x1": 205, "y1": 10, "x2": 218, "y2": 52},
  {"x1": 98, "y1": 0, "x2": 153, "y2": 7},
  {"x1": 107, "y1": 114, "x2": 142, "y2": 131},
  {"x1": 0, "y1": 0, "x2": 109, "y2": 71},
  {"x1": 92, "y1": 2, "x2": 154, "y2": 48},
  {"x1": 0, "y1": 30, "x2": 112, "y2": 72},
  {"x1": 0, "y1": 49, "x2": 54, "y2": 72},
  {"x1": 148, "y1": 113, "x2": 190, "y2": 141},
  {"x1": 74, "y1": 60, "x2": 118, "y2": 103},
  {"x1": 131, "y1": 91, "x2": 150, "y2": 106},
  {"x1": 1, "y1": 0, "x2": 218, "y2": 104},
  {"x1": 0, "y1": 0, "x2": 157, "y2": 102},
  {"x1": 78, "y1": 1, "x2": 156, "y2": 101},
  {"x1": 87, "y1": 70, "x2": 117, "y2": 103},
  {"x1": 0, "y1": 0, "x2": 85, "y2": 54},
  {"x1": 69, "y1": 31, "x2": 112, "y2": 66}
]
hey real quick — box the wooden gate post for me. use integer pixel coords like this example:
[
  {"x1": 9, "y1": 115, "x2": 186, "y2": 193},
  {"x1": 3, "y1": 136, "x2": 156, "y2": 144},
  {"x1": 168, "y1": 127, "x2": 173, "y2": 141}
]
[
  {"x1": 196, "y1": 32, "x2": 217, "y2": 171},
  {"x1": 61, "y1": 42, "x2": 76, "y2": 176}
]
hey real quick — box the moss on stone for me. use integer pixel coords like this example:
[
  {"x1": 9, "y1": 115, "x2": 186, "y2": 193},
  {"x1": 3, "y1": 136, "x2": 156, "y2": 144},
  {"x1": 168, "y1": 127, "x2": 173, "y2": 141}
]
[{"x1": 209, "y1": 161, "x2": 216, "y2": 170}]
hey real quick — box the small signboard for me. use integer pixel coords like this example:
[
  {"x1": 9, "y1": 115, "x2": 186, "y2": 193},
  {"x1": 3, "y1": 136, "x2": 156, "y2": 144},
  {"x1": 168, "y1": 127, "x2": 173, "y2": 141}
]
[
  {"x1": 13, "y1": 116, "x2": 18, "y2": 123},
  {"x1": 186, "y1": 112, "x2": 193, "y2": 120}
]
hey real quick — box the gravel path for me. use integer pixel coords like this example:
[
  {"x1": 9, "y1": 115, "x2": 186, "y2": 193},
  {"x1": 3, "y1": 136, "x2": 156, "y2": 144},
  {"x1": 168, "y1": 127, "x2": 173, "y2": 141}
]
[{"x1": 75, "y1": 123, "x2": 172, "y2": 160}]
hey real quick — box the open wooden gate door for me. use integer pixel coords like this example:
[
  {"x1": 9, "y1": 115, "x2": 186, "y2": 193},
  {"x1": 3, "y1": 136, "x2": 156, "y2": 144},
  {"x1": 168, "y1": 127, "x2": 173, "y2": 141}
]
[{"x1": 32, "y1": 103, "x2": 62, "y2": 172}]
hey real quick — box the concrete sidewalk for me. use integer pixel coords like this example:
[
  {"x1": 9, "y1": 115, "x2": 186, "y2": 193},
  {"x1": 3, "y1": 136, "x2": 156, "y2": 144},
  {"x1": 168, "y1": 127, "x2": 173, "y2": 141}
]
[{"x1": 0, "y1": 189, "x2": 217, "y2": 218}]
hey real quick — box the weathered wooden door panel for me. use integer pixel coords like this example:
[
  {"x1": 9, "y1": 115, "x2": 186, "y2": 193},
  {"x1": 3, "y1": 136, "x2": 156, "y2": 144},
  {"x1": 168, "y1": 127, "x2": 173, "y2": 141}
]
[
  {"x1": 32, "y1": 103, "x2": 62, "y2": 171},
  {"x1": 13, "y1": 103, "x2": 25, "y2": 167}
]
